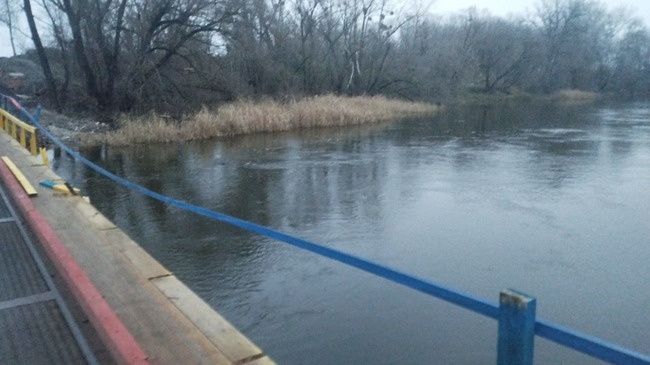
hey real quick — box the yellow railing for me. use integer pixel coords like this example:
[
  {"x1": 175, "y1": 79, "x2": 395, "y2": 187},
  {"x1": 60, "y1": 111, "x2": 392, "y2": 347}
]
[{"x1": 0, "y1": 107, "x2": 38, "y2": 156}]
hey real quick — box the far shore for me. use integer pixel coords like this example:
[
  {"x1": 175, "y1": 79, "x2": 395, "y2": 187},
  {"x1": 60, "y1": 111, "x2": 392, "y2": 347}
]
[
  {"x1": 460, "y1": 89, "x2": 600, "y2": 104},
  {"x1": 42, "y1": 90, "x2": 602, "y2": 147}
]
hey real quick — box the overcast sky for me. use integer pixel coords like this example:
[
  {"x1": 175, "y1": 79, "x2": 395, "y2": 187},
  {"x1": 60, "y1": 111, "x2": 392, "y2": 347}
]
[
  {"x1": 432, "y1": 0, "x2": 650, "y2": 23},
  {"x1": 1, "y1": 0, "x2": 649, "y2": 58}
]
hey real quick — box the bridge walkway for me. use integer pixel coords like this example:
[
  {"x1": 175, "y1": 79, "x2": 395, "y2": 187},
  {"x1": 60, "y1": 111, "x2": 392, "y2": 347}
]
[
  {"x1": 0, "y1": 175, "x2": 111, "y2": 364},
  {"x1": 0, "y1": 124, "x2": 273, "y2": 364}
]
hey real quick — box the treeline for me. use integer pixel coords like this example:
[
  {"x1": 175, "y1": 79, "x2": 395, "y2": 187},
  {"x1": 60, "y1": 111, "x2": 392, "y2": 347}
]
[{"x1": 14, "y1": 0, "x2": 650, "y2": 121}]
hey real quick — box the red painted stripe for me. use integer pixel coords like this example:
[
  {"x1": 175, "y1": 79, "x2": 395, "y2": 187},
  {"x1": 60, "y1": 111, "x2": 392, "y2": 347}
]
[{"x1": 0, "y1": 160, "x2": 150, "y2": 365}]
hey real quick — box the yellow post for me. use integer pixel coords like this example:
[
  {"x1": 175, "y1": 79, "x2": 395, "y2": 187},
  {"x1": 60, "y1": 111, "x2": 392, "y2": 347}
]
[
  {"x1": 40, "y1": 147, "x2": 50, "y2": 167},
  {"x1": 11, "y1": 121, "x2": 17, "y2": 139},
  {"x1": 30, "y1": 132, "x2": 38, "y2": 156},
  {"x1": 20, "y1": 128, "x2": 27, "y2": 149}
]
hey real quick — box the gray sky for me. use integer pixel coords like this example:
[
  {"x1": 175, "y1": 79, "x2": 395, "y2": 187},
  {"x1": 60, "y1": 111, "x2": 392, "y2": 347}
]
[
  {"x1": 1, "y1": 0, "x2": 649, "y2": 58},
  {"x1": 432, "y1": 0, "x2": 650, "y2": 23}
]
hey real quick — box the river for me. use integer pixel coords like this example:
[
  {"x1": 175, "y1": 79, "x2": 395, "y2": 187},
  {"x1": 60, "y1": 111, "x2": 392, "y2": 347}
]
[{"x1": 54, "y1": 102, "x2": 650, "y2": 364}]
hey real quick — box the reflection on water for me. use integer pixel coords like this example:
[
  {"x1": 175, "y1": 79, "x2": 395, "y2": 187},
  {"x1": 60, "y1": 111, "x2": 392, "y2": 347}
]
[{"x1": 56, "y1": 102, "x2": 650, "y2": 364}]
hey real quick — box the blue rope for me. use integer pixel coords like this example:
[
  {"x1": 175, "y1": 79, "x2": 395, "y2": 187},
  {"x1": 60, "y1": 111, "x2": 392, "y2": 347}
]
[
  {"x1": 3, "y1": 95, "x2": 649, "y2": 365},
  {"x1": 0, "y1": 94, "x2": 499, "y2": 318}
]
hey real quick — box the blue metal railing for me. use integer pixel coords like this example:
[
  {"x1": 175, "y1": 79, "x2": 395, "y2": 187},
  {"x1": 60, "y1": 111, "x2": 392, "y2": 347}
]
[{"x1": 1, "y1": 94, "x2": 648, "y2": 365}]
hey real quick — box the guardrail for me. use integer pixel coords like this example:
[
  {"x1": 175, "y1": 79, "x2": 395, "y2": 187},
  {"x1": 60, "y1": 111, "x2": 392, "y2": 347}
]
[
  {"x1": 0, "y1": 103, "x2": 38, "y2": 156},
  {"x1": 1, "y1": 93, "x2": 649, "y2": 365}
]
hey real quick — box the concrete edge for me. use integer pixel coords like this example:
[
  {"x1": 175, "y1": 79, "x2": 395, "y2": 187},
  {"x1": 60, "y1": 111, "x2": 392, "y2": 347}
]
[{"x1": 0, "y1": 159, "x2": 150, "y2": 365}]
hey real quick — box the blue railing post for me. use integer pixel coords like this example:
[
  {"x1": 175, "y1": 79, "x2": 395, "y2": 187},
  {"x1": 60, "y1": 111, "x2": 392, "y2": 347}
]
[{"x1": 497, "y1": 289, "x2": 536, "y2": 365}]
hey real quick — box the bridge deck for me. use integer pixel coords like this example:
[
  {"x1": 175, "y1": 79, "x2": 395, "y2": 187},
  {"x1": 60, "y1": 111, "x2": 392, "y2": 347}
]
[
  {"x1": 0, "y1": 180, "x2": 107, "y2": 364},
  {"x1": 0, "y1": 133, "x2": 273, "y2": 364}
]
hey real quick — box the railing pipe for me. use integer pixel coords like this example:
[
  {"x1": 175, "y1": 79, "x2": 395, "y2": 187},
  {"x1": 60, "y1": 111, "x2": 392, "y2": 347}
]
[
  {"x1": 0, "y1": 104, "x2": 39, "y2": 156},
  {"x1": 536, "y1": 320, "x2": 650, "y2": 365}
]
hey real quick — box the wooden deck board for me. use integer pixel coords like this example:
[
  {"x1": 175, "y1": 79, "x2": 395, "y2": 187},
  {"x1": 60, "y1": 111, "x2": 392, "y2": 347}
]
[
  {"x1": 39, "y1": 194, "x2": 240, "y2": 365},
  {"x1": 74, "y1": 199, "x2": 118, "y2": 231},
  {"x1": 246, "y1": 356, "x2": 276, "y2": 365},
  {"x1": 101, "y1": 228, "x2": 172, "y2": 280},
  {"x1": 152, "y1": 275, "x2": 265, "y2": 364}
]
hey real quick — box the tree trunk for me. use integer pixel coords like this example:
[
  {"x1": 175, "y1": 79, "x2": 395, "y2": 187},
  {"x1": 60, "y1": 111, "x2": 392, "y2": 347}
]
[
  {"x1": 4, "y1": 0, "x2": 16, "y2": 57},
  {"x1": 61, "y1": 0, "x2": 100, "y2": 103},
  {"x1": 23, "y1": 0, "x2": 61, "y2": 112},
  {"x1": 8, "y1": 24, "x2": 16, "y2": 57}
]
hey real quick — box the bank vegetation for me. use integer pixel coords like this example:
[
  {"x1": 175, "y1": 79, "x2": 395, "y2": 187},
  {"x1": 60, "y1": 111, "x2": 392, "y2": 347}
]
[{"x1": 89, "y1": 95, "x2": 438, "y2": 145}]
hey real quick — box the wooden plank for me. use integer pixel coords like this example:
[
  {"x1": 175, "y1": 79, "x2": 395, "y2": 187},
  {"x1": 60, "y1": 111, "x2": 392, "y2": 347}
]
[
  {"x1": 1, "y1": 156, "x2": 37, "y2": 197},
  {"x1": 102, "y1": 228, "x2": 172, "y2": 280},
  {"x1": 75, "y1": 200, "x2": 117, "y2": 231},
  {"x1": 151, "y1": 276, "x2": 273, "y2": 365},
  {"x1": 245, "y1": 356, "x2": 276, "y2": 365},
  {"x1": 41, "y1": 197, "x2": 233, "y2": 365}
]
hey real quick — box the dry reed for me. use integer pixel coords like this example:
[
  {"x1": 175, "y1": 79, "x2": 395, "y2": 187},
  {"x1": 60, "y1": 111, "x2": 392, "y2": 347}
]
[
  {"x1": 97, "y1": 95, "x2": 438, "y2": 145},
  {"x1": 548, "y1": 89, "x2": 599, "y2": 102}
]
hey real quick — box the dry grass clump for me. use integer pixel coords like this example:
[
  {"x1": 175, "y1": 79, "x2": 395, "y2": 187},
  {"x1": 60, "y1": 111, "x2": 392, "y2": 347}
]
[
  {"x1": 99, "y1": 95, "x2": 438, "y2": 145},
  {"x1": 549, "y1": 89, "x2": 599, "y2": 102}
]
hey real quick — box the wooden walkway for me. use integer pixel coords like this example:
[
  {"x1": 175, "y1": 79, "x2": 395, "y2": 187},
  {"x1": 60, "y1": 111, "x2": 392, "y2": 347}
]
[{"x1": 0, "y1": 132, "x2": 274, "y2": 364}]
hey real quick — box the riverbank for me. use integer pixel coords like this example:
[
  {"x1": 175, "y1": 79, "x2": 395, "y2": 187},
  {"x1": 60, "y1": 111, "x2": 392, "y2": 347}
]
[
  {"x1": 82, "y1": 95, "x2": 438, "y2": 146},
  {"x1": 37, "y1": 91, "x2": 602, "y2": 147},
  {"x1": 460, "y1": 89, "x2": 599, "y2": 104}
]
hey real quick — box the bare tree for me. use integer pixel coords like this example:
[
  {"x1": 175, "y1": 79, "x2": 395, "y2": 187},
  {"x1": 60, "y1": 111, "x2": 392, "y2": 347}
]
[
  {"x1": 532, "y1": 0, "x2": 611, "y2": 92},
  {"x1": 0, "y1": 0, "x2": 18, "y2": 56},
  {"x1": 28, "y1": 0, "x2": 240, "y2": 120},
  {"x1": 295, "y1": 0, "x2": 322, "y2": 93},
  {"x1": 611, "y1": 20, "x2": 650, "y2": 98},
  {"x1": 18, "y1": 0, "x2": 650, "y2": 115},
  {"x1": 470, "y1": 16, "x2": 537, "y2": 93}
]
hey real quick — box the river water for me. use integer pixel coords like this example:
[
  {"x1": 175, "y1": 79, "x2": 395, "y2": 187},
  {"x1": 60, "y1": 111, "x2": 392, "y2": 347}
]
[{"x1": 54, "y1": 102, "x2": 649, "y2": 364}]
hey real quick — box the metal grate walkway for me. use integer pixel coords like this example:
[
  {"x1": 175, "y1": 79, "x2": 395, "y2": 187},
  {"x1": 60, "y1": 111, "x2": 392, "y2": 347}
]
[{"x1": 0, "y1": 181, "x2": 99, "y2": 365}]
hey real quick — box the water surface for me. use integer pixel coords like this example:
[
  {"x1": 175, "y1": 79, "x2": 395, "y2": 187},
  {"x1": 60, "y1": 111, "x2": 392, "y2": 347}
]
[{"x1": 56, "y1": 102, "x2": 650, "y2": 364}]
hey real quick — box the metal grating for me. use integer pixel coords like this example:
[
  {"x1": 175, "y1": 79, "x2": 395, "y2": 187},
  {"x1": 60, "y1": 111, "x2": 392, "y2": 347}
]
[
  {"x1": 0, "y1": 179, "x2": 100, "y2": 365},
  {"x1": 0, "y1": 195, "x2": 10, "y2": 219},
  {"x1": 0, "y1": 222, "x2": 49, "y2": 302},
  {"x1": 0, "y1": 300, "x2": 86, "y2": 364}
]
